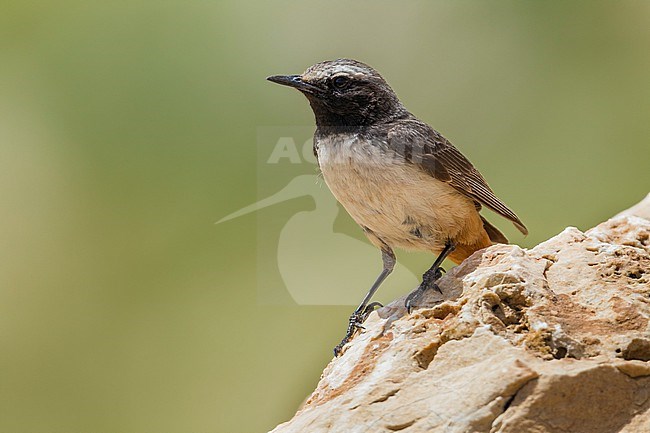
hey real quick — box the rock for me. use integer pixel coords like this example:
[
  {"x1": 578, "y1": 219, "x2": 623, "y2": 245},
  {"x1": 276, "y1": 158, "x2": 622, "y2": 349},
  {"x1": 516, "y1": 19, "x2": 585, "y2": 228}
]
[{"x1": 269, "y1": 194, "x2": 650, "y2": 433}]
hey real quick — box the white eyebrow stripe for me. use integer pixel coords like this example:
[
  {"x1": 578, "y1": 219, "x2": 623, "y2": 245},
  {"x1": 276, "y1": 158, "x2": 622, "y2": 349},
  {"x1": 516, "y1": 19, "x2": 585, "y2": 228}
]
[
  {"x1": 334, "y1": 65, "x2": 367, "y2": 75},
  {"x1": 304, "y1": 65, "x2": 372, "y2": 81}
]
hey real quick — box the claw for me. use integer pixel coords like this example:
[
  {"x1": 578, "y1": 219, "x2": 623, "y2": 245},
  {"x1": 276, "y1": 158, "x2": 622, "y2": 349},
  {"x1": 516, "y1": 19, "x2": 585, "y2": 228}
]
[
  {"x1": 405, "y1": 243, "x2": 454, "y2": 314},
  {"x1": 405, "y1": 279, "x2": 442, "y2": 313},
  {"x1": 334, "y1": 303, "x2": 384, "y2": 356},
  {"x1": 405, "y1": 291, "x2": 418, "y2": 314},
  {"x1": 362, "y1": 301, "x2": 383, "y2": 318},
  {"x1": 406, "y1": 289, "x2": 421, "y2": 313}
]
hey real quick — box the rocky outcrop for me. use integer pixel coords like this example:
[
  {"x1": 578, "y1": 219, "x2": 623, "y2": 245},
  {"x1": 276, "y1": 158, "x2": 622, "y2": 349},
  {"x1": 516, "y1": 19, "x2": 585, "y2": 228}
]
[{"x1": 270, "y1": 194, "x2": 650, "y2": 433}]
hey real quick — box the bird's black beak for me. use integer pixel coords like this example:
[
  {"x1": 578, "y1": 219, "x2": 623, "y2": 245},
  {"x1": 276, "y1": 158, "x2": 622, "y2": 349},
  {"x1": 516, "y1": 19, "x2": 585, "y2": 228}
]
[{"x1": 267, "y1": 75, "x2": 321, "y2": 94}]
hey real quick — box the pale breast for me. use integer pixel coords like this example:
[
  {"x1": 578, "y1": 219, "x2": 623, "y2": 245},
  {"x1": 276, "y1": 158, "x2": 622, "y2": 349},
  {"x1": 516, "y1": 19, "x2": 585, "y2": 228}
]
[{"x1": 316, "y1": 133, "x2": 482, "y2": 251}]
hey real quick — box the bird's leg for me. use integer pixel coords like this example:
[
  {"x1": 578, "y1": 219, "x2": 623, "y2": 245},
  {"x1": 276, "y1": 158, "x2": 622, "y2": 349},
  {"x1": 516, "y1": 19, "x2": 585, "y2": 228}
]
[
  {"x1": 405, "y1": 240, "x2": 456, "y2": 313},
  {"x1": 334, "y1": 248, "x2": 395, "y2": 356}
]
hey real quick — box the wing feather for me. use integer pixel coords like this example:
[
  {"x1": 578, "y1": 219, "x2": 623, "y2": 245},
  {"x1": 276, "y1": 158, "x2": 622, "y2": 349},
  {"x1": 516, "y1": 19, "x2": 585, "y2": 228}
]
[{"x1": 387, "y1": 120, "x2": 528, "y2": 236}]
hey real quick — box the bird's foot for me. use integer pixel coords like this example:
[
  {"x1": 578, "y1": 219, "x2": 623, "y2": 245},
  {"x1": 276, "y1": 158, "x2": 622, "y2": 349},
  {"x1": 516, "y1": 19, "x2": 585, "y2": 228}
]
[
  {"x1": 405, "y1": 267, "x2": 445, "y2": 313},
  {"x1": 334, "y1": 302, "x2": 383, "y2": 356}
]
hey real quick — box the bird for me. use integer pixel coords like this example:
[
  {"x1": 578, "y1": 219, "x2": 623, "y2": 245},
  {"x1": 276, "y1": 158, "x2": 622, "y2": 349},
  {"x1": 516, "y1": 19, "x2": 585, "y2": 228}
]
[{"x1": 267, "y1": 59, "x2": 527, "y2": 356}]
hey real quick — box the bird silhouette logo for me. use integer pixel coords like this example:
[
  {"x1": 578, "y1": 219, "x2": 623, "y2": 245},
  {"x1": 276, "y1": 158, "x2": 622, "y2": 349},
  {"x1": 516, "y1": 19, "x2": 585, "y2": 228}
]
[{"x1": 217, "y1": 136, "x2": 418, "y2": 306}]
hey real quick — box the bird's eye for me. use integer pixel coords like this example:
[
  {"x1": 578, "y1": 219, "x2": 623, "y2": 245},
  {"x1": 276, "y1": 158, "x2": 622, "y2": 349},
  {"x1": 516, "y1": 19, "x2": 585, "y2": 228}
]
[{"x1": 332, "y1": 76, "x2": 350, "y2": 89}]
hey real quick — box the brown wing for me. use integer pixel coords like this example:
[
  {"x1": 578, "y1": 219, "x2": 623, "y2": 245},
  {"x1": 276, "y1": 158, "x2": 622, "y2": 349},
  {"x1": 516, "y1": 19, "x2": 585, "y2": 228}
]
[{"x1": 387, "y1": 120, "x2": 528, "y2": 236}]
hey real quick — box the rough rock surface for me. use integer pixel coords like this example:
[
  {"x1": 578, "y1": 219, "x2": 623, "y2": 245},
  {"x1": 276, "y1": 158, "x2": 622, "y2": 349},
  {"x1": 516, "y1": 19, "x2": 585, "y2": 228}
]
[{"x1": 270, "y1": 194, "x2": 650, "y2": 433}]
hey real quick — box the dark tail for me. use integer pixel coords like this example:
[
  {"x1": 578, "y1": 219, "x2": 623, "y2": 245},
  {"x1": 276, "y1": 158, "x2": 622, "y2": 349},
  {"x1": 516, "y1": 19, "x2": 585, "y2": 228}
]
[{"x1": 481, "y1": 216, "x2": 509, "y2": 244}]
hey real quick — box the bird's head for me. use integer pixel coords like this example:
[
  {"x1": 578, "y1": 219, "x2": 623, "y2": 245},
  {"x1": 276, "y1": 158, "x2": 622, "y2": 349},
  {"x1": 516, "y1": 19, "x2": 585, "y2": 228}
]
[{"x1": 267, "y1": 59, "x2": 406, "y2": 127}]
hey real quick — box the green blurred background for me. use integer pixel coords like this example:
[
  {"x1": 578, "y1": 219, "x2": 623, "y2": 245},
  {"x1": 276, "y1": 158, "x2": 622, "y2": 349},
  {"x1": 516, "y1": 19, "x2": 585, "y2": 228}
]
[{"x1": 1, "y1": 1, "x2": 649, "y2": 432}]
